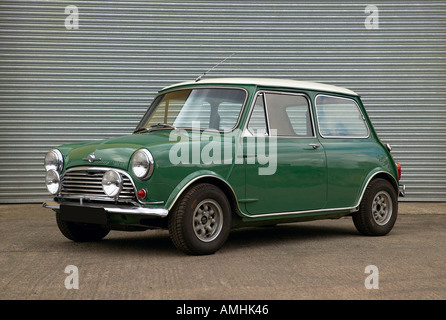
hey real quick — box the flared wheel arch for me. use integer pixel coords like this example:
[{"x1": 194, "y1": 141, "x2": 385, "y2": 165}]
[{"x1": 167, "y1": 175, "x2": 240, "y2": 218}]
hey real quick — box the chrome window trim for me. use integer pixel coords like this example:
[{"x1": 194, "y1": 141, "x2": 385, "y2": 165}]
[
  {"x1": 314, "y1": 94, "x2": 370, "y2": 139},
  {"x1": 242, "y1": 90, "x2": 316, "y2": 139},
  {"x1": 244, "y1": 92, "x2": 269, "y2": 137},
  {"x1": 262, "y1": 92, "x2": 272, "y2": 136}
]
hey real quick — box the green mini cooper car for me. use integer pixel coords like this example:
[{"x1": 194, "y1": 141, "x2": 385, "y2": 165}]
[{"x1": 43, "y1": 78, "x2": 405, "y2": 255}]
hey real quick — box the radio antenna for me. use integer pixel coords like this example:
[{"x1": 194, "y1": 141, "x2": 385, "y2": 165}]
[{"x1": 195, "y1": 53, "x2": 235, "y2": 82}]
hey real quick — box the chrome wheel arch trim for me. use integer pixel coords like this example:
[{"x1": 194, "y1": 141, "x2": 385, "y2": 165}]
[{"x1": 167, "y1": 174, "x2": 241, "y2": 212}]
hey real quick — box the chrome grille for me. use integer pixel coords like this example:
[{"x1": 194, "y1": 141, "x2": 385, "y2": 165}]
[{"x1": 60, "y1": 168, "x2": 136, "y2": 201}]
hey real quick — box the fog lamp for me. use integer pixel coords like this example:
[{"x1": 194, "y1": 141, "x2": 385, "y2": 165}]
[{"x1": 102, "y1": 170, "x2": 123, "y2": 198}]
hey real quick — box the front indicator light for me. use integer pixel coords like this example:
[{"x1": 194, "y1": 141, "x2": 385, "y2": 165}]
[
  {"x1": 45, "y1": 169, "x2": 60, "y2": 195},
  {"x1": 102, "y1": 170, "x2": 123, "y2": 198},
  {"x1": 137, "y1": 189, "x2": 147, "y2": 199}
]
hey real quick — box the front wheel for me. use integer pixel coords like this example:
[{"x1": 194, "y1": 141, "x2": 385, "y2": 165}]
[
  {"x1": 353, "y1": 178, "x2": 398, "y2": 236},
  {"x1": 168, "y1": 183, "x2": 232, "y2": 255},
  {"x1": 56, "y1": 213, "x2": 110, "y2": 242}
]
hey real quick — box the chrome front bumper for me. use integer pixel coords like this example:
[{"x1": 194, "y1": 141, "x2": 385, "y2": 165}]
[{"x1": 43, "y1": 201, "x2": 168, "y2": 218}]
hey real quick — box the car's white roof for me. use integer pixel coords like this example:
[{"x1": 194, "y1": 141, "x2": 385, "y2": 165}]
[{"x1": 161, "y1": 77, "x2": 358, "y2": 96}]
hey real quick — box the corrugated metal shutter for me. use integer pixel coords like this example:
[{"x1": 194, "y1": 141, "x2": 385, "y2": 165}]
[{"x1": 1, "y1": 0, "x2": 445, "y2": 203}]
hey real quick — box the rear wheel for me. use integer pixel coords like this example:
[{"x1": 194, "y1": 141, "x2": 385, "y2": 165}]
[
  {"x1": 168, "y1": 183, "x2": 232, "y2": 255},
  {"x1": 353, "y1": 178, "x2": 398, "y2": 236}
]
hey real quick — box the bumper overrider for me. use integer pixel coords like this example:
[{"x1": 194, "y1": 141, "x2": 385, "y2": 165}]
[{"x1": 399, "y1": 184, "x2": 406, "y2": 197}]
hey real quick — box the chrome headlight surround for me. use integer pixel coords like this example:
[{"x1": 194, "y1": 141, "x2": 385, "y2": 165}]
[
  {"x1": 131, "y1": 148, "x2": 154, "y2": 180},
  {"x1": 102, "y1": 170, "x2": 123, "y2": 198},
  {"x1": 45, "y1": 169, "x2": 61, "y2": 195},
  {"x1": 44, "y1": 149, "x2": 63, "y2": 172}
]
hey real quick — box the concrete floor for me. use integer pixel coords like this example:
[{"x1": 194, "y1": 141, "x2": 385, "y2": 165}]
[{"x1": 0, "y1": 202, "x2": 445, "y2": 300}]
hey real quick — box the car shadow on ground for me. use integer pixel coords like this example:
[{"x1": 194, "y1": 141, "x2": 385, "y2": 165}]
[
  {"x1": 53, "y1": 217, "x2": 360, "y2": 256},
  {"x1": 226, "y1": 219, "x2": 359, "y2": 248}
]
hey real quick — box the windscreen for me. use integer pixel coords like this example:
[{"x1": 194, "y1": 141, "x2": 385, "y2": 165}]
[{"x1": 136, "y1": 88, "x2": 246, "y2": 131}]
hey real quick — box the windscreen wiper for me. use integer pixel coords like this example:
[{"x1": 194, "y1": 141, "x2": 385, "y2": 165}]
[
  {"x1": 149, "y1": 123, "x2": 177, "y2": 131},
  {"x1": 133, "y1": 127, "x2": 149, "y2": 134},
  {"x1": 134, "y1": 123, "x2": 177, "y2": 134}
]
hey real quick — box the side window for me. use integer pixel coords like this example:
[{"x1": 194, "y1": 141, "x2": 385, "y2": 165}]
[
  {"x1": 285, "y1": 105, "x2": 313, "y2": 136},
  {"x1": 247, "y1": 94, "x2": 268, "y2": 135},
  {"x1": 315, "y1": 95, "x2": 369, "y2": 138},
  {"x1": 219, "y1": 102, "x2": 243, "y2": 131},
  {"x1": 264, "y1": 93, "x2": 313, "y2": 137}
]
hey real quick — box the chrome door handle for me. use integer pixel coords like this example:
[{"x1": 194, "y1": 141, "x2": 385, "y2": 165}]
[{"x1": 308, "y1": 144, "x2": 320, "y2": 150}]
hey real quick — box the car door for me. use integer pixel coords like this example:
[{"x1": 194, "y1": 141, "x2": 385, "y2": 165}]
[
  {"x1": 243, "y1": 91, "x2": 327, "y2": 215},
  {"x1": 314, "y1": 94, "x2": 373, "y2": 208}
]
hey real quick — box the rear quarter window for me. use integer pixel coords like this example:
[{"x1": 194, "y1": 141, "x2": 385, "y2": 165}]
[{"x1": 315, "y1": 95, "x2": 369, "y2": 138}]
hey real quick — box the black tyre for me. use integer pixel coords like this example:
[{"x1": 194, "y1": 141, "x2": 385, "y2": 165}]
[
  {"x1": 168, "y1": 183, "x2": 232, "y2": 255},
  {"x1": 353, "y1": 178, "x2": 398, "y2": 236},
  {"x1": 56, "y1": 213, "x2": 110, "y2": 242}
]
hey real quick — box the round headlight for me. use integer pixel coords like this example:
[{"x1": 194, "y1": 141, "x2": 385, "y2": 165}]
[
  {"x1": 44, "y1": 149, "x2": 63, "y2": 172},
  {"x1": 131, "y1": 149, "x2": 154, "y2": 180},
  {"x1": 102, "y1": 170, "x2": 123, "y2": 198},
  {"x1": 45, "y1": 169, "x2": 60, "y2": 195}
]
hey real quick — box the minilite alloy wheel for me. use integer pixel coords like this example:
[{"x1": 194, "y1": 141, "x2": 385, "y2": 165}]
[
  {"x1": 371, "y1": 190, "x2": 393, "y2": 226},
  {"x1": 353, "y1": 178, "x2": 398, "y2": 236},
  {"x1": 192, "y1": 199, "x2": 224, "y2": 243},
  {"x1": 168, "y1": 183, "x2": 232, "y2": 255}
]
